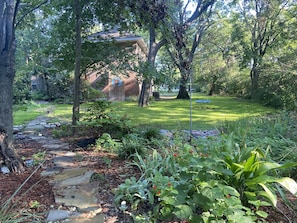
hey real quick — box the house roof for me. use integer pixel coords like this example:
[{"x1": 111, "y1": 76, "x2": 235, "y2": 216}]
[{"x1": 88, "y1": 30, "x2": 148, "y2": 56}]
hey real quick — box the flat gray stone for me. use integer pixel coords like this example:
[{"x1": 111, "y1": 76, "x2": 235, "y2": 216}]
[
  {"x1": 54, "y1": 170, "x2": 95, "y2": 187},
  {"x1": 48, "y1": 150, "x2": 76, "y2": 156},
  {"x1": 53, "y1": 156, "x2": 75, "y2": 168},
  {"x1": 43, "y1": 143, "x2": 70, "y2": 150},
  {"x1": 40, "y1": 167, "x2": 62, "y2": 177},
  {"x1": 71, "y1": 214, "x2": 105, "y2": 223},
  {"x1": 54, "y1": 182, "x2": 100, "y2": 210},
  {"x1": 47, "y1": 209, "x2": 81, "y2": 222},
  {"x1": 52, "y1": 167, "x2": 89, "y2": 182},
  {"x1": 29, "y1": 135, "x2": 47, "y2": 140}
]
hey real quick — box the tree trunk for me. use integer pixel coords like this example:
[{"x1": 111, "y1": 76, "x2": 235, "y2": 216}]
[
  {"x1": 72, "y1": 0, "x2": 82, "y2": 128},
  {"x1": 176, "y1": 72, "x2": 190, "y2": 99},
  {"x1": 0, "y1": 127, "x2": 24, "y2": 172},
  {"x1": 0, "y1": 53, "x2": 14, "y2": 143},
  {"x1": 138, "y1": 79, "x2": 150, "y2": 107},
  {"x1": 208, "y1": 75, "x2": 217, "y2": 96},
  {"x1": 0, "y1": 1, "x2": 24, "y2": 172},
  {"x1": 177, "y1": 84, "x2": 190, "y2": 99},
  {"x1": 138, "y1": 26, "x2": 166, "y2": 107},
  {"x1": 250, "y1": 66, "x2": 260, "y2": 99}
]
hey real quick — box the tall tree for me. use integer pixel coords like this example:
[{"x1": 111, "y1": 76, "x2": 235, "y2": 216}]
[
  {"x1": 231, "y1": 0, "x2": 292, "y2": 98},
  {"x1": 0, "y1": 0, "x2": 48, "y2": 171},
  {"x1": 0, "y1": 1, "x2": 18, "y2": 143},
  {"x1": 164, "y1": 0, "x2": 217, "y2": 99},
  {"x1": 72, "y1": 0, "x2": 82, "y2": 126},
  {"x1": 131, "y1": 1, "x2": 168, "y2": 107}
]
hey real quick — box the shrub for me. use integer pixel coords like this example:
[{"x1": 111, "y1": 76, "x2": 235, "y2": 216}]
[
  {"x1": 118, "y1": 134, "x2": 147, "y2": 159},
  {"x1": 95, "y1": 133, "x2": 120, "y2": 152},
  {"x1": 81, "y1": 101, "x2": 135, "y2": 138}
]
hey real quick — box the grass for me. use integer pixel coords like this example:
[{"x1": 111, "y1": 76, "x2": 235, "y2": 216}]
[
  {"x1": 113, "y1": 94, "x2": 275, "y2": 130},
  {"x1": 13, "y1": 94, "x2": 275, "y2": 130},
  {"x1": 13, "y1": 102, "x2": 50, "y2": 125}
]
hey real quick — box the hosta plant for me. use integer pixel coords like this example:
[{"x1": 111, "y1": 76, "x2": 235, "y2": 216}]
[{"x1": 217, "y1": 134, "x2": 297, "y2": 215}]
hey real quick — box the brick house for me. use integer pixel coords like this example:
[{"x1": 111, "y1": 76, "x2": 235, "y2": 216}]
[{"x1": 86, "y1": 30, "x2": 148, "y2": 101}]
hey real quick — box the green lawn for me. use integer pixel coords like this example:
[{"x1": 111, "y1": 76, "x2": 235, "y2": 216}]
[
  {"x1": 114, "y1": 94, "x2": 275, "y2": 130},
  {"x1": 13, "y1": 102, "x2": 49, "y2": 125},
  {"x1": 13, "y1": 95, "x2": 275, "y2": 130}
]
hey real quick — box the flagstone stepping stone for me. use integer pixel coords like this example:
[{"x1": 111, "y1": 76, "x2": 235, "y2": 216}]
[
  {"x1": 71, "y1": 214, "x2": 105, "y2": 223},
  {"x1": 51, "y1": 167, "x2": 89, "y2": 182},
  {"x1": 51, "y1": 152, "x2": 77, "y2": 168},
  {"x1": 54, "y1": 182, "x2": 100, "y2": 211},
  {"x1": 47, "y1": 209, "x2": 81, "y2": 222},
  {"x1": 52, "y1": 169, "x2": 95, "y2": 187},
  {"x1": 53, "y1": 156, "x2": 76, "y2": 168},
  {"x1": 42, "y1": 142, "x2": 70, "y2": 150},
  {"x1": 40, "y1": 167, "x2": 62, "y2": 177},
  {"x1": 49, "y1": 150, "x2": 76, "y2": 156}
]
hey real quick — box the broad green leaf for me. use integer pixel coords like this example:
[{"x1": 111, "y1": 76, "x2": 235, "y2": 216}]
[
  {"x1": 190, "y1": 214, "x2": 203, "y2": 223},
  {"x1": 243, "y1": 152, "x2": 256, "y2": 171},
  {"x1": 174, "y1": 205, "x2": 193, "y2": 219},
  {"x1": 246, "y1": 175, "x2": 277, "y2": 186},
  {"x1": 259, "y1": 183, "x2": 277, "y2": 207},
  {"x1": 276, "y1": 177, "x2": 297, "y2": 195},
  {"x1": 231, "y1": 163, "x2": 244, "y2": 172},
  {"x1": 245, "y1": 191, "x2": 257, "y2": 200},
  {"x1": 221, "y1": 185, "x2": 240, "y2": 197},
  {"x1": 254, "y1": 162, "x2": 281, "y2": 176},
  {"x1": 228, "y1": 210, "x2": 256, "y2": 223},
  {"x1": 160, "y1": 206, "x2": 173, "y2": 219},
  {"x1": 256, "y1": 210, "x2": 268, "y2": 218}
]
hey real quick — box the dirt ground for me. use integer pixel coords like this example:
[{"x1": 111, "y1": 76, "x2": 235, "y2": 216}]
[{"x1": 0, "y1": 129, "x2": 296, "y2": 222}]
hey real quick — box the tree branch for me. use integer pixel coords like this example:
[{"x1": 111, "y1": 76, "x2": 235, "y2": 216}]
[
  {"x1": 15, "y1": 0, "x2": 48, "y2": 28},
  {"x1": 186, "y1": 0, "x2": 216, "y2": 25}
]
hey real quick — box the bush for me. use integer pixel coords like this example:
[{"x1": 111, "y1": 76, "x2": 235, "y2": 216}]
[
  {"x1": 118, "y1": 134, "x2": 147, "y2": 159},
  {"x1": 81, "y1": 101, "x2": 135, "y2": 138},
  {"x1": 94, "y1": 133, "x2": 120, "y2": 152}
]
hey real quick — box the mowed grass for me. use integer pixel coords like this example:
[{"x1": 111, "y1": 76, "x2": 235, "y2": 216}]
[
  {"x1": 13, "y1": 102, "x2": 50, "y2": 125},
  {"x1": 13, "y1": 94, "x2": 275, "y2": 130},
  {"x1": 114, "y1": 94, "x2": 275, "y2": 130}
]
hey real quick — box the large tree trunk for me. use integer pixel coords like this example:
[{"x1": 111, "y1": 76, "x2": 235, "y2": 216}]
[
  {"x1": 250, "y1": 67, "x2": 260, "y2": 99},
  {"x1": 72, "y1": 0, "x2": 82, "y2": 128},
  {"x1": 0, "y1": 1, "x2": 24, "y2": 172},
  {"x1": 138, "y1": 79, "x2": 150, "y2": 107},
  {"x1": 138, "y1": 26, "x2": 166, "y2": 107},
  {"x1": 176, "y1": 71, "x2": 190, "y2": 99},
  {"x1": 0, "y1": 53, "x2": 14, "y2": 143},
  {"x1": 176, "y1": 84, "x2": 190, "y2": 99}
]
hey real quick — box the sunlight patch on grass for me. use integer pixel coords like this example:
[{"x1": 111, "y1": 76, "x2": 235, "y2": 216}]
[
  {"x1": 13, "y1": 95, "x2": 275, "y2": 130},
  {"x1": 13, "y1": 102, "x2": 49, "y2": 125},
  {"x1": 115, "y1": 94, "x2": 275, "y2": 130}
]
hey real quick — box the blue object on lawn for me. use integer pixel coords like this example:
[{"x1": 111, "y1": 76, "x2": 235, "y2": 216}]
[{"x1": 195, "y1": 99, "x2": 211, "y2": 103}]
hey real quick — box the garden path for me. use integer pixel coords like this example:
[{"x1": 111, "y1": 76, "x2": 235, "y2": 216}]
[{"x1": 15, "y1": 114, "x2": 105, "y2": 223}]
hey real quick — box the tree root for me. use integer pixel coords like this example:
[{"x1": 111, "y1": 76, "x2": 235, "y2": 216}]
[{"x1": 0, "y1": 127, "x2": 24, "y2": 172}]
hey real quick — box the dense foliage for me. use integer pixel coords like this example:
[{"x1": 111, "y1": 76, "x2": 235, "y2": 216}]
[{"x1": 114, "y1": 112, "x2": 297, "y2": 222}]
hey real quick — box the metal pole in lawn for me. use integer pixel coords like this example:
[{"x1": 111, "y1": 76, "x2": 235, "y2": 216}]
[{"x1": 189, "y1": 67, "x2": 193, "y2": 142}]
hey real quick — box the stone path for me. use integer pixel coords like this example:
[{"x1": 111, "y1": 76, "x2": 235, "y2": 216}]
[{"x1": 15, "y1": 116, "x2": 105, "y2": 223}]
